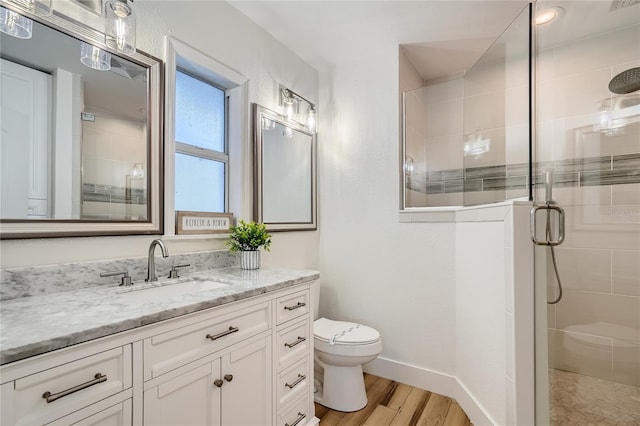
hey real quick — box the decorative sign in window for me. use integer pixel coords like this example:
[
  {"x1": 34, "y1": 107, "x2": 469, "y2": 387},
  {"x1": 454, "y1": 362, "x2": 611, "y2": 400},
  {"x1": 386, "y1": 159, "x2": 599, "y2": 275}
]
[{"x1": 176, "y1": 211, "x2": 233, "y2": 235}]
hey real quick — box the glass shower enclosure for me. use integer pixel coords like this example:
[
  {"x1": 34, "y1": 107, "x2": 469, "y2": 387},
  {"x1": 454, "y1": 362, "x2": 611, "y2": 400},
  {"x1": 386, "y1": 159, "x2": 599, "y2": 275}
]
[
  {"x1": 403, "y1": 1, "x2": 639, "y2": 424},
  {"x1": 533, "y1": 1, "x2": 640, "y2": 424}
]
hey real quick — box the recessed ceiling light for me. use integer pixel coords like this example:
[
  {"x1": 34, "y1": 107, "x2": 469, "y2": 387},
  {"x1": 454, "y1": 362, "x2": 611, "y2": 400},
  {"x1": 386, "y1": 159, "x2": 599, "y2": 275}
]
[{"x1": 535, "y1": 7, "x2": 563, "y2": 25}]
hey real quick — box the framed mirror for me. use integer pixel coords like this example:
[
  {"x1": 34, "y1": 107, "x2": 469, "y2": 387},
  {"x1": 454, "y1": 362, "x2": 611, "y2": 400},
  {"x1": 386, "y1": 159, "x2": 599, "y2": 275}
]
[
  {"x1": 0, "y1": 0, "x2": 163, "y2": 238},
  {"x1": 253, "y1": 104, "x2": 316, "y2": 231}
]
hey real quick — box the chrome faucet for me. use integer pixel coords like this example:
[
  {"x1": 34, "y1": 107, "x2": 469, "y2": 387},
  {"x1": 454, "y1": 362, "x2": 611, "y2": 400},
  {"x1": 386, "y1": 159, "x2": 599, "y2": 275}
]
[{"x1": 146, "y1": 239, "x2": 169, "y2": 282}]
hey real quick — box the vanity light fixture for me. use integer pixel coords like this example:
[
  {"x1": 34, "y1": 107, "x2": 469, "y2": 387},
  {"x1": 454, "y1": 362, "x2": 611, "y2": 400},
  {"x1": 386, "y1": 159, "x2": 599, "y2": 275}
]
[
  {"x1": 535, "y1": 6, "x2": 563, "y2": 26},
  {"x1": 80, "y1": 41, "x2": 112, "y2": 71},
  {"x1": 279, "y1": 85, "x2": 318, "y2": 133},
  {"x1": 104, "y1": 0, "x2": 136, "y2": 54}
]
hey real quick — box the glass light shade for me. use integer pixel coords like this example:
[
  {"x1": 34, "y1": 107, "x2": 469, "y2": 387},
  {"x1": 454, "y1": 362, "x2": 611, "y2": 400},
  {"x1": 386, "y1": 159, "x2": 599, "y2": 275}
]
[
  {"x1": 104, "y1": 0, "x2": 136, "y2": 54},
  {"x1": 306, "y1": 107, "x2": 317, "y2": 133},
  {"x1": 80, "y1": 42, "x2": 112, "y2": 71},
  {"x1": 33, "y1": 0, "x2": 52, "y2": 16},
  {"x1": 283, "y1": 97, "x2": 295, "y2": 121},
  {"x1": 0, "y1": 7, "x2": 32, "y2": 39}
]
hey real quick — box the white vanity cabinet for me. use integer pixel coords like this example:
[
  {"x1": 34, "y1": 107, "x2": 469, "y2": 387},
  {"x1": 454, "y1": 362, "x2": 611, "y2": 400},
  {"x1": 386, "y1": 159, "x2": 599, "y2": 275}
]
[
  {"x1": 0, "y1": 278, "x2": 317, "y2": 426},
  {"x1": 0, "y1": 345, "x2": 133, "y2": 426}
]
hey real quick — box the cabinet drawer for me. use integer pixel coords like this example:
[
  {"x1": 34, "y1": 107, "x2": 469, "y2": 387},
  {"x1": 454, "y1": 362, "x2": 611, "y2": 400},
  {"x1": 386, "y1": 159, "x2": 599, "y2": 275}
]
[
  {"x1": 47, "y1": 398, "x2": 132, "y2": 426},
  {"x1": 276, "y1": 290, "x2": 309, "y2": 325},
  {"x1": 277, "y1": 392, "x2": 310, "y2": 426},
  {"x1": 276, "y1": 357, "x2": 309, "y2": 408},
  {"x1": 276, "y1": 318, "x2": 309, "y2": 370},
  {"x1": 144, "y1": 302, "x2": 270, "y2": 380},
  {"x1": 7, "y1": 346, "x2": 131, "y2": 426}
]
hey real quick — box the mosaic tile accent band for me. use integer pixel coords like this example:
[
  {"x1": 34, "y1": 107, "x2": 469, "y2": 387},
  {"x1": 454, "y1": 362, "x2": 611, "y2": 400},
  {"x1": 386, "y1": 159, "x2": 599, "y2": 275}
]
[
  {"x1": 407, "y1": 153, "x2": 640, "y2": 195},
  {"x1": 82, "y1": 183, "x2": 147, "y2": 204}
]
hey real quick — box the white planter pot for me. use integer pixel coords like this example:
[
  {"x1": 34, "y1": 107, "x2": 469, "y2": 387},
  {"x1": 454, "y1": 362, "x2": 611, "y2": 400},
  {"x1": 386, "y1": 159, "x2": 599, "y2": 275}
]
[{"x1": 241, "y1": 250, "x2": 260, "y2": 270}]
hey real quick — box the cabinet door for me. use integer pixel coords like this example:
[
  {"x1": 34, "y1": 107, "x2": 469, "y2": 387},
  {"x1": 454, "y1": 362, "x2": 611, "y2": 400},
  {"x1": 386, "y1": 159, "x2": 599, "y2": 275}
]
[
  {"x1": 143, "y1": 361, "x2": 221, "y2": 426},
  {"x1": 220, "y1": 336, "x2": 271, "y2": 426}
]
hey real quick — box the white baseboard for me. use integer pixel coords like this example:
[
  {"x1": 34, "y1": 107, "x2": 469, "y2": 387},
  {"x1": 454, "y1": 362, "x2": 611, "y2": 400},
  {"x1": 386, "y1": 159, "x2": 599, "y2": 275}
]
[{"x1": 363, "y1": 357, "x2": 494, "y2": 425}]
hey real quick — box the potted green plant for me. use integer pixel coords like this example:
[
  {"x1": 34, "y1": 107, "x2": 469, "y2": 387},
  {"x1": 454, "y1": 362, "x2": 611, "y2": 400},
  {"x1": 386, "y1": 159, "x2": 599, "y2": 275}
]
[{"x1": 226, "y1": 220, "x2": 272, "y2": 270}]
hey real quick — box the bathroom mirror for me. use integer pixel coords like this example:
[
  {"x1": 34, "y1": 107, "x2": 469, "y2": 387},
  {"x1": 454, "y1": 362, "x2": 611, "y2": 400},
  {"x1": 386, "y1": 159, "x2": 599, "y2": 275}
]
[
  {"x1": 253, "y1": 104, "x2": 317, "y2": 231},
  {"x1": 0, "y1": 1, "x2": 163, "y2": 238}
]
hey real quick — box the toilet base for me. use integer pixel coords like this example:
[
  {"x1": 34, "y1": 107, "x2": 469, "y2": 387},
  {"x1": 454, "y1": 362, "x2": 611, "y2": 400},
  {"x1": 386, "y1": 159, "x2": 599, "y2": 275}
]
[{"x1": 314, "y1": 361, "x2": 367, "y2": 412}]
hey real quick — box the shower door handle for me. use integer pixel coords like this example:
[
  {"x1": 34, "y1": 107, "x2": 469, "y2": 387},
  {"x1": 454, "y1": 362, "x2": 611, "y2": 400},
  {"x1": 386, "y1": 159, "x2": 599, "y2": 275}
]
[{"x1": 530, "y1": 204, "x2": 565, "y2": 246}]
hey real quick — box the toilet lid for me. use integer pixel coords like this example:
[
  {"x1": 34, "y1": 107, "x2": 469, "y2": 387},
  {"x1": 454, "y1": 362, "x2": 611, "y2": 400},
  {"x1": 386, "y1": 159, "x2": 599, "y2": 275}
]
[{"x1": 314, "y1": 318, "x2": 380, "y2": 345}]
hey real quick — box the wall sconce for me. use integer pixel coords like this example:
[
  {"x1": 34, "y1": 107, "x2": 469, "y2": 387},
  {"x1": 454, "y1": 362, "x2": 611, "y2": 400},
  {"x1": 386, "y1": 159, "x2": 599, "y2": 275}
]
[
  {"x1": 280, "y1": 85, "x2": 318, "y2": 133},
  {"x1": 104, "y1": 0, "x2": 136, "y2": 54},
  {"x1": 80, "y1": 41, "x2": 112, "y2": 71}
]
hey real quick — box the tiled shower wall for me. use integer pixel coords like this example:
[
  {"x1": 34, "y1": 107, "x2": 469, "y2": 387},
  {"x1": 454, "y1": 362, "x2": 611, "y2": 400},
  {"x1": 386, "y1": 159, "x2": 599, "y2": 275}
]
[
  {"x1": 538, "y1": 18, "x2": 640, "y2": 386},
  {"x1": 81, "y1": 110, "x2": 147, "y2": 220}
]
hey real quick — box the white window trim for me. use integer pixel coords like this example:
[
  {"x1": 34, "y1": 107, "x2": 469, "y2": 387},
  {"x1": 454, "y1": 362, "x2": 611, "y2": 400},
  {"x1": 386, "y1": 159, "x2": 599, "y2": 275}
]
[{"x1": 164, "y1": 36, "x2": 250, "y2": 237}]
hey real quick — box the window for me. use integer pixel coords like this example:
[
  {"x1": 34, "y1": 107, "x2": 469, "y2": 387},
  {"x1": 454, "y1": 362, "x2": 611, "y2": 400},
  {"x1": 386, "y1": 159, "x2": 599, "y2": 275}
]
[{"x1": 174, "y1": 70, "x2": 228, "y2": 213}]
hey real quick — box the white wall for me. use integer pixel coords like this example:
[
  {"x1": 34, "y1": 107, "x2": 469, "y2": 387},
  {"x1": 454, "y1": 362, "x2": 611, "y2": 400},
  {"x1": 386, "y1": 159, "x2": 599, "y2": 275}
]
[
  {"x1": 0, "y1": 1, "x2": 319, "y2": 270},
  {"x1": 317, "y1": 44, "x2": 457, "y2": 378}
]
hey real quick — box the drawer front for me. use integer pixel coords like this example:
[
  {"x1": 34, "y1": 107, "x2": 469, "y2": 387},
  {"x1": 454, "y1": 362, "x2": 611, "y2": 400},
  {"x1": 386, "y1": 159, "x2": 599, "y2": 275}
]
[
  {"x1": 277, "y1": 392, "x2": 310, "y2": 426},
  {"x1": 47, "y1": 398, "x2": 132, "y2": 426},
  {"x1": 276, "y1": 318, "x2": 310, "y2": 370},
  {"x1": 276, "y1": 290, "x2": 309, "y2": 325},
  {"x1": 11, "y1": 346, "x2": 132, "y2": 426},
  {"x1": 144, "y1": 302, "x2": 270, "y2": 380},
  {"x1": 277, "y1": 357, "x2": 309, "y2": 408}
]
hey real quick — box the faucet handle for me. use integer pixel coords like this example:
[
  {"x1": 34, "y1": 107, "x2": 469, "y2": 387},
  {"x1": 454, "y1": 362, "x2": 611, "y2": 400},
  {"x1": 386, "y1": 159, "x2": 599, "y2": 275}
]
[
  {"x1": 100, "y1": 270, "x2": 132, "y2": 287},
  {"x1": 168, "y1": 264, "x2": 190, "y2": 279}
]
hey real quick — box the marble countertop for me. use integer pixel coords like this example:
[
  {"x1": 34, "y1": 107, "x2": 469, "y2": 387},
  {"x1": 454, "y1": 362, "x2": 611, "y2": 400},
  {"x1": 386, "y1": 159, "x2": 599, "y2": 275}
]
[{"x1": 0, "y1": 267, "x2": 319, "y2": 365}]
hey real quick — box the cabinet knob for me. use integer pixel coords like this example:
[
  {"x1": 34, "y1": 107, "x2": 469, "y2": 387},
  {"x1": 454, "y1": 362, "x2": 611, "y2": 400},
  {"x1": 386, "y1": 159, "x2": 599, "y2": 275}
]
[
  {"x1": 224, "y1": 374, "x2": 233, "y2": 382},
  {"x1": 213, "y1": 379, "x2": 224, "y2": 388}
]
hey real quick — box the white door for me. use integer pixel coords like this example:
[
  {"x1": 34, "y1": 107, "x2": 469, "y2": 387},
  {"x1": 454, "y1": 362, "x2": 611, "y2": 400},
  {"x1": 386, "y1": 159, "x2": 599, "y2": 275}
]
[
  {"x1": 143, "y1": 361, "x2": 221, "y2": 426},
  {"x1": 221, "y1": 336, "x2": 271, "y2": 426},
  {"x1": 0, "y1": 58, "x2": 50, "y2": 218}
]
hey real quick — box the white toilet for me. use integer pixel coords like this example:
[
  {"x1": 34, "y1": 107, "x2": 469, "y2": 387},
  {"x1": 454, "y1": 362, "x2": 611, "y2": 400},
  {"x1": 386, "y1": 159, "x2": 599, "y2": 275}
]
[{"x1": 312, "y1": 283, "x2": 382, "y2": 412}]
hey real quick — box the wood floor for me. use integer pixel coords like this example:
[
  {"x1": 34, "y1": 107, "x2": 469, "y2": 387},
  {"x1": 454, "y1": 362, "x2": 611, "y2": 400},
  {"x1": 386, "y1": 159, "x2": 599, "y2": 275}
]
[{"x1": 314, "y1": 373, "x2": 472, "y2": 426}]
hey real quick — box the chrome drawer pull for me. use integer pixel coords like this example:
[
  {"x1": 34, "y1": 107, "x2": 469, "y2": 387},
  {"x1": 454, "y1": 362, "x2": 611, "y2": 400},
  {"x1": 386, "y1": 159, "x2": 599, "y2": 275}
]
[
  {"x1": 284, "y1": 302, "x2": 306, "y2": 311},
  {"x1": 42, "y1": 373, "x2": 107, "y2": 403},
  {"x1": 285, "y1": 412, "x2": 306, "y2": 426},
  {"x1": 284, "y1": 336, "x2": 306, "y2": 348},
  {"x1": 285, "y1": 374, "x2": 306, "y2": 389},
  {"x1": 206, "y1": 326, "x2": 239, "y2": 341}
]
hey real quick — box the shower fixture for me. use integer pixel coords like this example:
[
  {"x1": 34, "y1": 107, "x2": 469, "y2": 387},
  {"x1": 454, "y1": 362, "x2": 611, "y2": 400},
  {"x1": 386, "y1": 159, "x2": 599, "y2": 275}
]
[{"x1": 608, "y1": 67, "x2": 640, "y2": 94}]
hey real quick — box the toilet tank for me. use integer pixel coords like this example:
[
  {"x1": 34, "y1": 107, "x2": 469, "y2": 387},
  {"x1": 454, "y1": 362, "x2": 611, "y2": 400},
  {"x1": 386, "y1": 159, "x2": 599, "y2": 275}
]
[{"x1": 310, "y1": 279, "x2": 320, "y2": 320}]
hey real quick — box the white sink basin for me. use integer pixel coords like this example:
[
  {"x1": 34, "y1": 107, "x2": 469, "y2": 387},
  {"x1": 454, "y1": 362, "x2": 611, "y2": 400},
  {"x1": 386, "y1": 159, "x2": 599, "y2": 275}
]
[{"x1": 116, "y1": 279, "x2": 228, "y2": 301}]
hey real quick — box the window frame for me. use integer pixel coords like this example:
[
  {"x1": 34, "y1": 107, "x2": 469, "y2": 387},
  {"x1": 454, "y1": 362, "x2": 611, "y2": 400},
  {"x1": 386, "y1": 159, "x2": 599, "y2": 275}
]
[
  {"x1": 174, "y1": 69, "x2": 230, "y2": 213},
  {"x1": 164, "y1": 37, "x2": 249, "y2": 237}
]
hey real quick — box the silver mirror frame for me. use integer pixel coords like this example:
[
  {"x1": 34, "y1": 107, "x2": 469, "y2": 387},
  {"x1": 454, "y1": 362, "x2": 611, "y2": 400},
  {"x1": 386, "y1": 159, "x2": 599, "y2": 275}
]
[
  {"x1": 0, "y1": 0, "x2": 164, "y2": 238},
  {"x1": 253, "y1": 104, "x2": 317, "y2": 232}
]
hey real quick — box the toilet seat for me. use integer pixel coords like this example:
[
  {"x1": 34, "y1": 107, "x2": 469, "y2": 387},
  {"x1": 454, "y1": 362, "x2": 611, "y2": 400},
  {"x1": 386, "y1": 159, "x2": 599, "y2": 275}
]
[{"x1": 314, "y1": 318, "x2": 380, "y2": 346}]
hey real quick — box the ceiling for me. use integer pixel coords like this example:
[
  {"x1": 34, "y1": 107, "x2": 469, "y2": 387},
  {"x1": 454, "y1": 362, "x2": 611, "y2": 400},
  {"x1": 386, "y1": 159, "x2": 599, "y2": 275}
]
[
  {"x1": 230, "y1": 1, "x2": 529, "y2": 82},
  {"x1": 230, "y1": 1, "x2": 640, "y2": 83}
]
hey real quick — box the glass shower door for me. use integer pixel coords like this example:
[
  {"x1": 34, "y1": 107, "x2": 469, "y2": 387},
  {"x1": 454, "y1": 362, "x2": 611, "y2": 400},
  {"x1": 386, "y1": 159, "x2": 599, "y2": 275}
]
[{"x1": 534, "y1": 1, "x2": 640, "y2": 424}]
